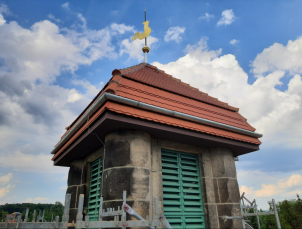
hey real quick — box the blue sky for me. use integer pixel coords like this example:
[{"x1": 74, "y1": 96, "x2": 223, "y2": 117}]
[{"x1": 0, "y1": 0, "x2": 302, "y2": 210}]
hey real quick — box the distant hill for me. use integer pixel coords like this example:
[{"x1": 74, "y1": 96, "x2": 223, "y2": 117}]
[{"x1": 0, "y1": 202, "x2": 64, "y2": 222}]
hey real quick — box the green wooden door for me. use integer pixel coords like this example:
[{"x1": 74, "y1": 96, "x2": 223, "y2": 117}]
[
  {"x1": 87, "y1": 157, "x2": 102, "y2": 221},
  {"x1": 161, "y1": 149, "x2": 205, "y2": 229}
]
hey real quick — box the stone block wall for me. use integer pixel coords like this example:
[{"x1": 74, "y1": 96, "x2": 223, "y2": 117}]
[
  {"x1": 199, "y1": 147, "x2": 242, "y2": 228},
  {"x1": 66, "y1": 133, "x2": 242, "y2": 228},
  {"x1": 66, "y1": 146, "x2": 104, "y2": 223},
  {"x1": 102, "y1": 130, "x2": 152, "y2": 220}
]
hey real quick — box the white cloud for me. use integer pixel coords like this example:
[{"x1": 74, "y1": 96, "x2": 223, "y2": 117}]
[
  {"x1": 164, "y1": 26, "x2": 186, "y2": 43},
  {"x1": 110, "y1": 23, "x2": 134, "y2": 35},
  {"x1": 278, "y1": 174, "x2": 302, "y2": 189},
  {"x1": 217, "y1": 9, "x2": 236, "y2": 26},
  {"x1": 0, "y1": 18, "x2": 101, "y2": 83},
  {"x1": 230, "y1": 39, "x2": 239, "y2": 45},
  {"x1": 0, "y1": 3, "x2": 11, "y2": 15},
  {"x1": 240, "y1": 174, "x2": 302, "y2": 198},
  {"x1": 61, "y1": 2, "x2": 70, "y2": 10},
  {"x1": 0, "y1": 173, "x2": 15, "y2": 199},
  {"x1": 76, "y1": 13, "x2": 87, "y2": 29},
  {"x1": 111, "y1": 10, "x2": 119, "y2": 15},
  {"x1": 71, "y1": 79, "x2": 104, "y2": 98},
  {"x1": 25, "y1": 197, "x2": 49, "y2": 203},
  {"x1": 0, "y1": 14, "x2": 5, "y2": 26},
  {"x1": 0, "y1": 6, "x2": 138, "y2": 180},
  {"x1": 252, "y1": 36, "x2": 302, "y2": 77},
  {"x1": 238, "y1": 170, "x2": 302, "y2": 209},
  {"x1": 62, "y1": 3, "x2": 86, "y2": 29},
  {"x1": 67, "y1": 89, "x2": 84, "y2": 103},
  {"x1": 0, "y1": 184, "x2": 14, "y2": 198},
  {"x1": 199, "y1": 13, "x2": 214, "y2": 21},
  {"x1": 48, "y1": 14, "x2": 61, "y2": 23},
  {"x1": 0, "y1": 151, "x2": 68, "y2": 174},
  {"x1": 120, "y1": 36, "x2": 158, "y2": 62},
  {"x1": 152, "y1": 37, "x2": 302, "y2": 148},
  {"x1": 0, "y1": 173, "x2": 13, "y2": 184}
]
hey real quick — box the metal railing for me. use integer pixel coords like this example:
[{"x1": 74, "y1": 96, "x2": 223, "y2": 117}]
[
  {"x1": 222, "y1": 192, "x2": 281, "y2": 229},
  {"x1": 0, "y1": 191, "x2": 172, "y2": 229}
]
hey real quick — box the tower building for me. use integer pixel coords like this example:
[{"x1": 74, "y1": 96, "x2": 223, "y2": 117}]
[{"x1": 51, "y1": 62, "x2": 262, "y2": 228}]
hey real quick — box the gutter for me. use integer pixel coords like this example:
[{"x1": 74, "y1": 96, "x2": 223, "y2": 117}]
[{"x1": 51, "y1": 92, "x2": 263, "y2": 155}]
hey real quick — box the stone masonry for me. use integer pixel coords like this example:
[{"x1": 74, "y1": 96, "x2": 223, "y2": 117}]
[
  {"x1": 66, "y1": 134, "x2": 242, "y2": 228},
  {"x1": 66, "y1": 147, "x2": 104, "y2": 223},
  {"x1": 102, "y1": 130, "x2": 152, "y2": 220},
  {"x1": 199, "y1": 147, "x2": 242, "y2": 228}
]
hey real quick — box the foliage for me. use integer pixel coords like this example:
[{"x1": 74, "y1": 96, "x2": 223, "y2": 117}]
[
  {"x1": 246, "y1": 194, "x2": 302, "y2": 229},
  {"x1": 0, "y1": 201, "x2": 64, "y2": 222}
]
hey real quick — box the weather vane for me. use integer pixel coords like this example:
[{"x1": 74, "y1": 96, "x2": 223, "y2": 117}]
[{"x1": 132, "y1": 9, "x2": 151, "y2": 63}]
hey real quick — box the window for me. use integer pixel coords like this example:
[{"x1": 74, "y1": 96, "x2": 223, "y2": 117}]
[
  {"x1": 87, "y1": 157, "x2": 102, "y2": 221},
  {"x1": 161, "y1": 149, "x2": 205, "y2": 229}
]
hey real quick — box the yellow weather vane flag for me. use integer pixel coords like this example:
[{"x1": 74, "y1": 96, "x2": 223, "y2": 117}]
[
  {"x1": 132, "y1": 20, "x2": 151, "y2": 41},
  {"x1": 132, "y1": 9, "x2": 151, "y2": 63}
]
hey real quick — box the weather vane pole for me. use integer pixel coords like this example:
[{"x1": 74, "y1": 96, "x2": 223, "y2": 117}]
[
  {"x1": 145, "y1": 9, "x2": 147, "y2": 46},
  {"x1": 132, "y1": 9, "x2": 151, "y2": 63}
]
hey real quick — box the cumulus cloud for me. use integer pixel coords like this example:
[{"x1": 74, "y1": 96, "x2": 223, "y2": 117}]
[
  {"x1": 0, "y1": 173, "x2": 14, "y2": 199},
  {"x1": 120, "y1": 36, "x2": 158, "y2": 62},
  {"x1": 0, "y1": 5, "x2": 136, "y2": 179},
  {"x1": 25, "y1": 197, "x2": 49, "y2": 203},
  {"x1": 217, "y1": 9, "x2": 236, "y2": 26},
  {"x1": 0, "y1": 173, "x2": 13, "y2": 184},
  {"x1": 48, "y1": 14, "x2": 61, "y2": 23},
  {"x1": 152, "y1": 37, "x2": 302, "y2": 148},
  {"x1": 0, "y1": 151, "x2": 68, "y2": 173},
  {"x1": 71, "y1": 79, "x2": 104, "y2": 98},
  {"x1": 75, "y1": 13, "x2": 87, "y2": 29},
  {"x1": 238, "y1": 170, "x2": 302, "y2": 209},
  {"x1": 0, "y1": 14, "x2": 5, "y2": 26},
  {"x1": 111, "y1": 23, "x2": 134, "y2": 35},
  {"x1": 252, "y1": 36, "x2": 302, "y2": 76},
  {"x1": 164, "y1": 26, "x2": 186, "y2": 43},
  {"x1": 240, "y1": 174, "x2": 302, "y2": 198},
  {"x1": 0, "y1": 18, "x2": 111, "y2": 84},
  {"x1": 0, "y1": 184, "x2": 14, "y2": 198},
  {"x1": 0, "y1": 3, "x2": 11, "y2": 15},
  {"x1": 199, "y1": 13, "x2": 214, "y2": 21},
  {"x1": 61, "y1": 2, "x2": 70, "y2": 10},
  {"x1": 230, "y1": 39, "x2": 239, "y2": 45},
  {"x1": 278, "y1": 174, "x2": 302, "y2": 189}
]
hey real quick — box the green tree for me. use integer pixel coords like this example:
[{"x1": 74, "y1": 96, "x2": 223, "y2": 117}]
[
  {"x1": 246, "y1": 195, "x2": 302, "y2": 229},
  {"x1": 0, "y1": 202, "x2": 64, "y2": 222}
]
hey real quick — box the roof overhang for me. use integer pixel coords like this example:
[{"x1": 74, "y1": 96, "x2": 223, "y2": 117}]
[{"x1": 54, "y1": 111, "x2": 259, "y2": 167}]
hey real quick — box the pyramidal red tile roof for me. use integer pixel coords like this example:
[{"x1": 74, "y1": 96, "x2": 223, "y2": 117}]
[
  {"x1": 52, "y1": 63, "x2": 261, "y2": 159},
  {"x1": 112, "y1": 63, "x2": 239, "y2": 112}
]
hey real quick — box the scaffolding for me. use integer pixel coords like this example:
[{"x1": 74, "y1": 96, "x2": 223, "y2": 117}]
[
  {"x1": 222, "y1": 192, "x2": 281, "y2": 229},
  {"x1": 0, "y1": 191, "x2": 172, "y2": 229}
]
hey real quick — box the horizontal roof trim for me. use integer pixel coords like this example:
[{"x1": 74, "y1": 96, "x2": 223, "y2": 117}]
[{"x1": 50, "y1": 92, "x2": 262, "y2": 155}]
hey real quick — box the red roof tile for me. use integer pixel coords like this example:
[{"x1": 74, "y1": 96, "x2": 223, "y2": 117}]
[
  {"x1": 112, "y1": 63, "x2": 239, "y2": 112},
  {"x1": 105, "y1": 102, "x2": 261, "y2": 145},
  {"x1": 115, "y1": 77, "x2": 254, "y2": 131},
  {"x1": 52, "y1": 100, "x2": 261, "y2": 160},
  {"x1": 52, "y1": 63, "x2": 261, "y2": 159}
]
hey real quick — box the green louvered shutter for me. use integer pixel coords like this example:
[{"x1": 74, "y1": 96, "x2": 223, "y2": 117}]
[
  {"x1": 161, "y1": 149, "x2": 205, "y2": 229},
  {"x1": 87, "y1": 157, "x2": 102, "y2": 221}
]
